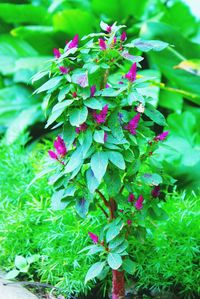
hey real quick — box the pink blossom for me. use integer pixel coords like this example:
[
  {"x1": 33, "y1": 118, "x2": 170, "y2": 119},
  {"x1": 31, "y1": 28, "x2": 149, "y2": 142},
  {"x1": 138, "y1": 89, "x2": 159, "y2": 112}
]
[
  {"x1": 88, "y1": 232, "x2": 99, "y2": 244},
  {"x1": 124, "y1": 113, "x2": 140, "y2": 135},
  {"x1": 127, "y1": 219, "x2": 132, "y2": 225},
  {"x1": 105, "y1": 83, "x2": 111, "y2": 88},
  {"x1": 90, "y1": 85, "x2": 96, "y2": 97},
  {"x1": 93, "y1": 105, "x2": 108, "y2": 124},
  {"x1": 53, "y1": 48, "x2": 61, "y2": 58},
  {"x1": 154, "y1": 131, "x2": 169, "y2": 142},
  {"x1": 120, "y1": 31, "x2": 127, "y2": 42},
  {"x1": 151, "y1": 186, "x2": 160, "y2": 198},
  {"x1": 68, "y1": 34, "x2": 79, "y2": 49},
  {"x1": 75, "y1": 123, "x2": 87, "y2": 134},
  {"x1": 113, "y1": 36, "x2": 117, "y2": 44},
  {"x1": 106, "y1": 25, "x2": 112, "y2": 33},
  {"x1": 99, "y1": 38, "x2": 107, "y2": 50},
  {"x1": 54, "y1": 136, "x2": 67, "y2": 156},
  {"x1": 128, "y1": 193, "x2": 135, "y2": 203},
  {"x1": 135, "y1": 195, "x2": 144, "y2": 210},
  {"x1": 48, "y1": 150, "x2": 58, "y2": 160},
  {"x1": 59, "y1": 66, "x2": 69, "y2": 74},
  {"x1": 125, "y1": 63, "x2": 137, "y2": 82},
  {"x1": 72, "y1": 92, "x2": 77, "y2": 98}
]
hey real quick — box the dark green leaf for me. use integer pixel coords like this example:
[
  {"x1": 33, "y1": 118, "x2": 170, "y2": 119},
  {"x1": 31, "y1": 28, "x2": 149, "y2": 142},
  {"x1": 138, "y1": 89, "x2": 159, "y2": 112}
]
[{"x1": 107, "y1": 253, "x2": 122, "y2": 270}]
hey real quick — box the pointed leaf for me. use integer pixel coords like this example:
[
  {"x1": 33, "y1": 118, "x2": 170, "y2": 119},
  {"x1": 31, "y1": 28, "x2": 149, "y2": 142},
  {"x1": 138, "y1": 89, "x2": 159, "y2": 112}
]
[
  {"x1": 91, "y1": 151, "x2": 108, "y2": 183},
  {"x1": 85, "y1": 262, "x2": 106, "y2": 284},
  {"x1": 107, "y1": 253, "x2": 122, "y2": 270},
  {"x1": 69, "y1": 106, "x2": 88, "y2": 126},
  {"x1": 108, "y1": 151, "x2": 125, "y2": 170}
]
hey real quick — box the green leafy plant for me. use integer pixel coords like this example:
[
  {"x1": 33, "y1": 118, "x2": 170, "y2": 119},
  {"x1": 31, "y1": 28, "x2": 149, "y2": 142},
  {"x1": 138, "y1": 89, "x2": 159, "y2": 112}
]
[{"x1": 34, "y1": 21, "x2": 174, "y2": 299}]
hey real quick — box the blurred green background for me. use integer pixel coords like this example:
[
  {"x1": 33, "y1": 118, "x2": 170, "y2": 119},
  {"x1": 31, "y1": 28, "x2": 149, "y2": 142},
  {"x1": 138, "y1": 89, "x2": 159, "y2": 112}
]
[{"x1": 0, "y1": 0, "x2": 200, "y2": 191}]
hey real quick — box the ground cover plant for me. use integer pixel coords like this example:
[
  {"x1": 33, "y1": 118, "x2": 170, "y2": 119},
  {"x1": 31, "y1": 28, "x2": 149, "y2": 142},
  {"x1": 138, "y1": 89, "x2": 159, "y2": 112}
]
[
  {"x1": 0, "y1": 142, "x2": 199, "y2": 299},
  {"x1": 32, "y1": 21, "x2": 180, "y2": 299}
]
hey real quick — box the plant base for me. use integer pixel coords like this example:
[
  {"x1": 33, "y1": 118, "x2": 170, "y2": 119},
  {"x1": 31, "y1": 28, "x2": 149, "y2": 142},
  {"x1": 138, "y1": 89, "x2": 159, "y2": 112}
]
[{"x1": 112, "y1": 270, "x2": 125, "y2": 299}]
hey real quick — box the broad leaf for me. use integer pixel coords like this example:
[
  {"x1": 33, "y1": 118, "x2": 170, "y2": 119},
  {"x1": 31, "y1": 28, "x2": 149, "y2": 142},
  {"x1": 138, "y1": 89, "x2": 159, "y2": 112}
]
[
  {"x1": 107, "y1": 253, "x2": 122, "y2": 270},
  {"x1": 123, "y1": 258, "x2": 136, "y2": 274},
  {"x1": 69, "y1": 106, "x2": 88, "y2": 126},
  {"x1": 85, "y1": 262, "x2": 105, "y2": 284},
  {"x1": 108, "y1": 151, "x2": 125, "y2": 170},
  {"x1": 91, "y1": 151, "x2": 108, "y2": 183}
]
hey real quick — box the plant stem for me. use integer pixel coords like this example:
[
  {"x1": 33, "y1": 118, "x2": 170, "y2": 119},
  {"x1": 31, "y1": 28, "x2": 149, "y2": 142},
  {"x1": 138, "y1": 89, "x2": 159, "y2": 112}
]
[
  {"x1": 97, "y1": 203, "x2": 109, "y2": 218},
  {"x1": 112, "y1": 270, "x2": 125, "y2": 299}
]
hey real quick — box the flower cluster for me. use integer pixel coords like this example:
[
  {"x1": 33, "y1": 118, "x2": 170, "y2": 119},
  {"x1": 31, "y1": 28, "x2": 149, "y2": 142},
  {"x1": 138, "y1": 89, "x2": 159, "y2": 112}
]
[{"x1": 48, "y1": 136, "x2": 67, "y2": 164}]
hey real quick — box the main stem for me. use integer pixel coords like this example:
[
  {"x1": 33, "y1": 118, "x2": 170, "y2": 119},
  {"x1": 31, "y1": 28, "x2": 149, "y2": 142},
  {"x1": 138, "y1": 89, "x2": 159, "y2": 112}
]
[
  {"x1": 109, "y1": 198, "x2": 125, "y2": 299},
  {"x1": 112, "y1": 270, "x2": 125, "y2": 299}
]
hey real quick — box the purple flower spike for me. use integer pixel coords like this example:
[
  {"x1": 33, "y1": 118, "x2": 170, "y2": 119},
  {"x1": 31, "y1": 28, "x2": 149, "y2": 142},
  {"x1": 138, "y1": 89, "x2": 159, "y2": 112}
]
[
  {"x1": 135, "y1": 195, "x2": 144, "y2": 210},
  {"x1": 59, "y1": 66, "x2": 69, "y2": 74},
  {"x1": 128, "y1": 193, "x2": 135, "y2": 203},
  {"x1": 104, "y1": 132, "x2": 108, "y2": 143},
  {"x1": 54, "y1": 136, "x2": 67, "y2": 156},
  {"x1": 120, "y1": 31, "x2": 127, "y2": 42},
  {"x1": 68, "y1": 34, "x2": 79, "y2": 49},
  {"x1": 127, "y1": 219, "x2": 132, "y2": 226},
  {"x1": 75, "y1": 123, "x2": 87, "y2": 134},
  {"x1": 124, "y1": 113, "x2": 140, "y2": 135},
  {"x1": 90, "y1": 85, "x2": 96, "y2": 97},
  {"x1": 113, "y1": 36, "x2": 117, "y2": 44},
  {"x1": 151, "y1": 186, "x2": 160, "y2": 198},
  {"x1": 99, "y1": 38, "x2": 107, "y2": 50},
  {"x1": 88, "y1": 232, "x2": 99, "y2": 244},
  {"x1": 48, "y1": 150, "x2": 58, "y2": 160},
  {"x1": 93, "y1": 105, "x2": 108, "y2": 124},
  {"x1": 53, "y1": 48, "x2": 61, "y2": 58},
  {"x1": 154, "y1": 131, "x2": 169, "y2": 142},
  {"x1": 106, "y1": 25, "x2": 112, "y2": 33},
  {"x1": 105, "y1": 83, "x2": 111, "y2": 88},
  {"x1": 125, "y1": 63, "x2": 137, "y2": 82}
]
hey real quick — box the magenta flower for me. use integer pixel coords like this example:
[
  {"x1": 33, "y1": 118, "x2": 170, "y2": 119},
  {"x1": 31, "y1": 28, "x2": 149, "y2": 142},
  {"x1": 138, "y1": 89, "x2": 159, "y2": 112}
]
[
  {"x1": 93, "y1": 105, "x2": 108, "y2": 124},
  {"x1": 151, "y1": 186, "x2": 160, "y2": 198},
  {"x1": 128, "y1": 193, "x2": 135, "y2": 203},
  {"x1": 54, "y1": 136, "x2": 67, "y2": 156},
  {"x1": 53, "y1": 48, "x2": 61, "y2": 58},
  {"x1": 99, "y1": 38, "x2": 107, "y2": 50},
  {"x1": 88, "y1": 232, "x2": 98, "y2": 244},
  {"x1": 113, "y1": 36, "x2": 117, "y2": 44},
  {"x1": 106, "y1": 25, "x2": 112, "y2": 33},
  {"x1": 105, "y1": 83, "x2": 111, "y2": 88},
  {"x1": 127, "y1": 219, "x2": 132, "y2": 226},
  {"x1": 154, "y1": 131, "x2": 169, "y2": 142},
  {"x1": 75, "y1": 123, "x2": 87, "y2": 134},
  {"x1": 125, "y1": 63, "x2": 137, "y2": 82},
  {"x1": 48, "y1": 150, "x2": 58, "y2": 160},
  {"x1": 90, "y1": 85, "x2": 96, "y2": 97},
  {"x1": 72, "y1": 92, "x2": 77, "y2": 98},
  {"x1": 124, "y1": 113, "x2": 140, "y2": 135},
  {"x1": 104, "y1": 132, "x2": 108, "y2": 143},
  {"x1": 68, "y1": 34, "x2": 79, "y2": 49},
  {"x1": 59, "y1": 66, "x2": 69, "y2": 74},
  {"x1": 120, "y1": 31, "x2": 127, "y2": 42},
  {"x1": 135, "y1": 195, "x2": 144, "y2": 210}
]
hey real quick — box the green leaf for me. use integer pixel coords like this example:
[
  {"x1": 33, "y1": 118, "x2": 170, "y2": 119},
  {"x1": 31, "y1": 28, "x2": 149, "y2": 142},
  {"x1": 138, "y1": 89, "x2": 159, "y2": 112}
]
[
  {"x1": 109, "y1": 236, "x2": 125, "y2": 249},
  {"x1": 85, "y1": 262, "x2": 105, "y2": 284},
  {"x1": 112, "y1": 240, "x2": 128, "y2": 254},
  {"x1": 5, "y1": 269, "x2": 20, "y2": 279},
  {"x1": 51, "y1": 189, "x2": 68, "y2": 210},
  {"x1": 65, "y1": 147, "x2": 83, "y2": 173},
  {"x1": 80, "y1": 129, "x2": 93, "y2": 158},
  {"x1": 141, "y1": 173, "x2": 163, "y2": 186},
  {"x1": 35, "y1": 76, "x2": 62, "y2": 94},
  {"x1": 144, "y1": 103, "x2": 166, "y2": 126},
  {"x1": 108, "y1": 151, "x2": 125, "y2": 170},
  {"x1": 15, "y1": 256, "x2": 27, "y2": 270},
  {"x1": 63, "y1": 123, "x2": 76, "y2": 149},
  {"x1": 45, "y1": 108, "x2": 64, "y2": 128},
  {"x1": 84, "y1": 98, "x2": 102, "y2": 109},
  {"x1": 58, "y1": 86, "x2": 71, "y2": 102},
  {"x1": 106, "y1": 225, "x2": 122, "y2": 243},
  {"x1": 107, "y1": 253, "x2": 122, "y2": 270},
  {"x1": 86, "y1": 168, "x2": 99, "y2": 193},
  {"x1": 75, "y1": 198, "x2": 90, "y2": 218},
  {"x1": 87, "y1": 245, "x2": 104, "y2": 255},
  {"x1": 94, "y1": 130, "x2": 105, "y2": 144},
  {"x1": 52, "y1": 100, "x2": 73, "y2": 112},
  {"x1": 91, "y1": 151, "x2": 108, "y2": 183},
  {"x1": 104, "y1": 169, "x2": 121, "y2": 197},
  {"x1": 71, "y1": 70, "x2": 89, "y2": 88},
  {"x1": 126, "y1": 38, "x2": 169, "y2": 52},
  {"x1": 148, "y1": 206, "x2": 169, "y2": 221},
  {"x1": 108, "y1": 111, "x2": 124, "y2": 141},
  {"x1": 123, "y1": 259, "x2": 136, "y2": 275},
  {"x1": 69, "y1": 106, "x2": 88, "y2": 126}
]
